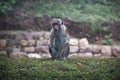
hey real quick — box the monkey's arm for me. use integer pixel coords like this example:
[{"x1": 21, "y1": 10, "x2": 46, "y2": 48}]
[
  {"x1": 65, "y1": 33, "x2": 70, "y2": 44},
  {"x1": 48, "y1": 29, "x2": 55, "y2": 48},
  {"x1": 64, "y1": 27, "x2": 70, "y2": 44}
]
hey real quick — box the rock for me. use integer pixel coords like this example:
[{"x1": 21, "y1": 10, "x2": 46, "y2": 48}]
[
  {"x1": 35, "y1": 46, "x2": 49, "y2": 53},
  {"x1": 92, "y1": 45, "x2": 101, "y2": 54},
  {"x1": 15, "y1": 34, "x2": 26, "y2": 41},
  {"x1": 7, "y1": 39, "x2": 16, "y2": 46},
  {"x1": 43, "y1": 32, "x2": 50, "y2": 40},
  {"x1": 25, "y1": 33, "x2": 33, "y2": 40},
  {"x1": 70, "y1": 46, "x2": 79, "y2": 53},
  {"x1": 39, "y1": 37, "x2": 44, "y2": 40},
  {"x1": 6, "y1": 47, "x2": 13, "y2": 53},
  {"x1": 23, "y1": 47, "x2": 35, "y2": 53},
  {"x1": 28, "y1": 40, "x2": 36, "y2": 46},
  {"x1": 20, "y1": 40, "x2": 28, "y2": 47},
  {"x1": 78, "y1": 52, "x2": 93, "y2": 58},
  {"x1": 69, "y1": 39, "x2": 79, "y2": 46},
  {"x1": 79, "y1": 38, "x2": 89, "y2": 47},
  {"x1": 101, "y1": 46, "x2": 112, "y2": 56},
  {"x1": 33, "y1": 32, "x2": 44, "y2": 40},
  {"x1": 20, "y1": 40, "x2": 36, "y2": 46},
  {"x1": 112, "y1": 45, "x2": 120, "y2": 57},
  {"x1": 12, "y1": 47, "x2": 20, "y2": 53},
  {"x1": 41, "y1": 53, "x2": 51, "y2": 58},
  {"x1": 0, "y1": 51, "x2": 7, "y2": 56},
  {"x1": 6, "y1": 47, "x2": 21, "y2": 57},
  {"x1": 77, "y1": 53, "x2": 84, "y2": 57},
  {"x1": 68, "y1": 53, "x2": 78, "y2": 58},
  {"x1": 10, "y1": 52, "x2": 27, "y2": 58},
  {"x1": 93, "y1": 54, "x2": 102, "y2": 57},
  {"x1": 79, "y1": 45, "x2": 91, "y2": 53},
  {"x1": 7, "y1": 39, "x2": 19, "y2": 49},
  {"x1": 36, "y1": 40, "x2": 48, "y2": 46},
  {"x1": 28, "y1": 53, "x2": 41, "y2": 59},
  {"x1": 84, "y1": 52, "x2": 93, "y2": 57},
  {"x1": 0, "y1": 39, "x2": 6, "y2": 48}
]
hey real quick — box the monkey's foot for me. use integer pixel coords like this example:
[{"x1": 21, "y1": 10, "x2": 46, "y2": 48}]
[
  {"x1": 62, "y1": 57, "x2": 67, "y2": 60},
  {"x1": 56, "y1": 57, "x2": 67, "y2": 60}
]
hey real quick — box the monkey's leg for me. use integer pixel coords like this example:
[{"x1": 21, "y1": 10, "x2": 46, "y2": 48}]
[
  {"x1": 49, "y1": 47, "x2": 58, "y2": 59},
  {"x1": 56, "y1": 43, "x2": 69, "y2": 60},
  {"x1": 61, "y1": 44, "x2": 69, "y2": 59}
]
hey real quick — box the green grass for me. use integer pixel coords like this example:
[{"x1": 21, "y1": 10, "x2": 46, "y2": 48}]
[
  {"x1": 22, "y1": 0, "x2": 120, "y2": 22},
  {"x1": 0, "y1": 55, "x2": 120, "y2": 80}
]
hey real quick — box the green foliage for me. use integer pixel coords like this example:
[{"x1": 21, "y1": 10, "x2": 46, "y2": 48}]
[
  {"x1": 0, "y1": 56, "x2": 120, "y2": 80},
  {"x1": 0, "y1": 0, "x2": 18, "y2": 14},
  {"x1": 24, "y1": 0, "x2": 120, "y2": 22},
  {"x1": 89, "y1": 21, "x2": 105, "y2": 37},
  {"x1": 1, "y1": 0, "x2": 120, "y2": 21},
  {"x1": 102, "y1": 34, "x2": 113, "y2": 45}
]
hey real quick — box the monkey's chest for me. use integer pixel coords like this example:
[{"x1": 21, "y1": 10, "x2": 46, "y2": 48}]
[{"x1": 54, "y1": 37, "x2": 64, "y2": 49}]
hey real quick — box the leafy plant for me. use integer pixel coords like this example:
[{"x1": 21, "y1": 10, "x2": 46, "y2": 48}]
[
  {"x1": 89, "y1": 22, "x2": 103, "y2": 37},
  {"x1": 0, "y1": 0, "x2": 18, "y2": 14},
  {"x1": 102, "y1": 34, "x2": 113, "y2": 45}
]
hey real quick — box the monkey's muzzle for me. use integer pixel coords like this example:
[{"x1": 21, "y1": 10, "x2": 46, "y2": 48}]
[{"x1": 53, "y1": 25, "x2": 59, "y2": 31}]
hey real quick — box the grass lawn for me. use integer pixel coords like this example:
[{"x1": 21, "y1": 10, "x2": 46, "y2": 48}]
[{"x1": 0, "y1": 55, "x2": 120, "y2": 80}]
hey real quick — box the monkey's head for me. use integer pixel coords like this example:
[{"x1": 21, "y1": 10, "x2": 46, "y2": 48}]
[{"x1": 50, "y1": 18, "x2": 64, "y2": 32}]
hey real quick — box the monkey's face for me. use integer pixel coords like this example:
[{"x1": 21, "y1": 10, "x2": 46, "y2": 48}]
[
  {"x1": 52, "y1": 23, "x2": 61, "y2": 31},
  {"x1": 51, "y1": 18, "x2": 64, "y2": 32}
]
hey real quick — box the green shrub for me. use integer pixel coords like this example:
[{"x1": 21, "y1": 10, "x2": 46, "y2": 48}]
[
  {"x1": 0, "y1": 0, "x2": 19, "y2": 14},
  {"x1": 102, "y1": 34, "x2": 113, "y2": 45}
]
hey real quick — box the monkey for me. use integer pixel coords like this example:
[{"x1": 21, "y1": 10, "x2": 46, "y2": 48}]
[{"x1": 48, "y1": 18, "x2": 70, "y2": 60}]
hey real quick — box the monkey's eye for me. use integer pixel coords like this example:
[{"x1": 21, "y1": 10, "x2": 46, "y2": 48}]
[{"x1": 53, "y1": 23, "x2": 59, "y2": 26}]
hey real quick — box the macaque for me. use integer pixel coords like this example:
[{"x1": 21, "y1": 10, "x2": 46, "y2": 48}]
[{"x1": 48, "y1": 18, "x2": 70, "y2": 60}]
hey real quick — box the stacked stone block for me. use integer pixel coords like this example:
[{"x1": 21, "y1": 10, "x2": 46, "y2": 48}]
[{"x1": 0, "y1": 31, "x2": 120, "y2": 59}]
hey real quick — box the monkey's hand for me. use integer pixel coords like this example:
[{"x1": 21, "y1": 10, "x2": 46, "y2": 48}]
[
  {"x1": 66, "y1": 41, "x2": 70, "y2": 44},
  {"x1": 48, "y1": 43, "x2": 53, "y2": 48}
]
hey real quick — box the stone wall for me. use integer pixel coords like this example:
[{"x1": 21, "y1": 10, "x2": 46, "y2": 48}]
[{"x1": 0, "y1": 31, "x2": 120, "y2": 59}]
